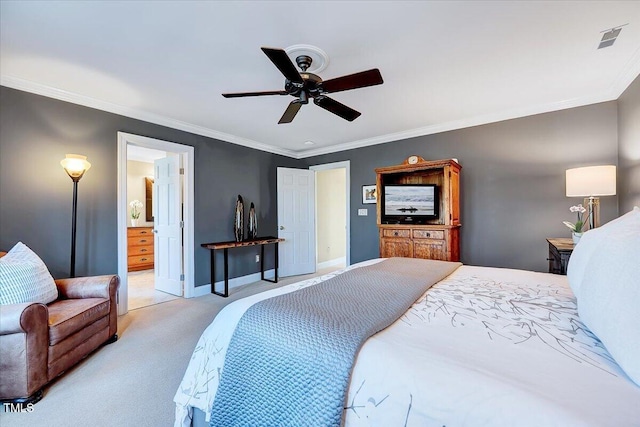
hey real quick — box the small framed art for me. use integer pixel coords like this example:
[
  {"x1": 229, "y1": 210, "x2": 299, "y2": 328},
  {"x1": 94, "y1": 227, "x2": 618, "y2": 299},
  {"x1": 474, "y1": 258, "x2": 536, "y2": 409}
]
[{"x1": 362, "y1": 185, "x2": 377, "y2": 204}]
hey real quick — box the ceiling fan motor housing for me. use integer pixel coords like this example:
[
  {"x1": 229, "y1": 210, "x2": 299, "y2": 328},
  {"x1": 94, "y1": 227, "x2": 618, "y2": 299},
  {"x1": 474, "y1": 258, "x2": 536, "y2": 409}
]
[{"x1": 285, "y1": 72, "x2": 323, "y2": 99}]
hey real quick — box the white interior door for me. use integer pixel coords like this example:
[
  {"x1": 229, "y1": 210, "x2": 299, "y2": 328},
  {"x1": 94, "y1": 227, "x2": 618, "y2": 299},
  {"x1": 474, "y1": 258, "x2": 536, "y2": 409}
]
[
  {"x1": 154, "y1": 156, "x2": 183, "y2": 296},
  {"x1": 277, "y1": 167, "x2": 316, "y2": 277}
]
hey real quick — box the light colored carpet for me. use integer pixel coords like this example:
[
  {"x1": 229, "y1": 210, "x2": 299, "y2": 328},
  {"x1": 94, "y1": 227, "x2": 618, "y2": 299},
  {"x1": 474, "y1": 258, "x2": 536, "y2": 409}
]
[
  {"x1": 128, "y1": 269, "x2": 180, "y2": 311},
  {"x1": 0, "y1": 267, "x2": 339, "y2": 427}
]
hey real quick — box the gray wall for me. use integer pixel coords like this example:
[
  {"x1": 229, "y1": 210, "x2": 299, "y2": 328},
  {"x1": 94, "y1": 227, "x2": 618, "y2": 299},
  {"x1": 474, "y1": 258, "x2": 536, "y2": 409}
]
[
  {"x1": 304, "y1": 102, "x2": 619, "y2": 272},
  {"x1": 0, "y1": 86, "x2": 300, "y2": 287},
  {"x1": 618, "y1": 74, "x2": 640, "y2": 213},
  {"x1": 0, "y1": 86, "x2": 627, "y2": 281}
]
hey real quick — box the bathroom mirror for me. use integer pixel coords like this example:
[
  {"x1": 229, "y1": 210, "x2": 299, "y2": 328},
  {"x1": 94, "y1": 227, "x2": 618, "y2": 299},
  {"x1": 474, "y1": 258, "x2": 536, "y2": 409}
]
[{"x1": 145, "y1": 177, "x2": 154, "y2": 222}]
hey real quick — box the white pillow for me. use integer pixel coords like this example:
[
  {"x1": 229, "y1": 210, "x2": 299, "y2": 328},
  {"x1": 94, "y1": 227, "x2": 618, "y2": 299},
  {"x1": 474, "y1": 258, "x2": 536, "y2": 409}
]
[
  {"x1": 0, "y1": 242, "x2": 58, "y2": 305},
  {"x1": 575, "y1": 208, "x2": 640, "y2": 386},
  {"x1": 567, "y1": 206, "x2": 640, "y2": 298}
]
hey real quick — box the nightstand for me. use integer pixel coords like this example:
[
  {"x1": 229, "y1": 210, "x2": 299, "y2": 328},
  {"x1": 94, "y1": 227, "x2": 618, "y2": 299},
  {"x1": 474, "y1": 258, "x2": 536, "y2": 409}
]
[{"x1": 546, "y1": 238, "x2": 575, "y2": 275}]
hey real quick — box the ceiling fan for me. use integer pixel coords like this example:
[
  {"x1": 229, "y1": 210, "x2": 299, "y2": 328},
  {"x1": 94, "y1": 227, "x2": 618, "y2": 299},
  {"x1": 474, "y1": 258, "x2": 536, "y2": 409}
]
[{"x1": 222, "y1": 47, "x2": 384, "y2": 124}]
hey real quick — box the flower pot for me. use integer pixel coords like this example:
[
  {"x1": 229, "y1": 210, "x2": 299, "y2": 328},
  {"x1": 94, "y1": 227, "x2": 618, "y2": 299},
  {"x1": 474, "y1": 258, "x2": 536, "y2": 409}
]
[
  {"x1": 572, "y1": 232, "x2": 583, "y2": 244},
  {"x1": 131, "y1": 219, "x2": 139, "y2": 227}
]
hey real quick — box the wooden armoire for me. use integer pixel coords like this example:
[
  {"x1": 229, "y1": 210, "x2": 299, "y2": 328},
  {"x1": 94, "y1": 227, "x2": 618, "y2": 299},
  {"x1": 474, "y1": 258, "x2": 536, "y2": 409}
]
[{"x1": 376, "y1": 156, "x2": 461, "y2": 261}]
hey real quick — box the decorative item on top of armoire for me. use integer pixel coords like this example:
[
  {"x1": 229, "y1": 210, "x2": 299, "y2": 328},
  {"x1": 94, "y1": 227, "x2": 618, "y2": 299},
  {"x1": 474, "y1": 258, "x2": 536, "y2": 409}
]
[
  {"x1": 234, "y1": 195, "x2": 244, "y2": 242},
  {"x1": 248, "y1": 202, "x2": 258, "y2": 239},
  {"x1": 376, "y1": 157, "x2": 461, "y2": 262}
]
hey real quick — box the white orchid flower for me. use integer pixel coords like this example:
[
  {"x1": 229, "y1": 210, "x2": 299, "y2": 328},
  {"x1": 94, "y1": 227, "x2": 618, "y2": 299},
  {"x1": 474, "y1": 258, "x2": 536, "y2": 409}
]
[{"x1": 129, "y1": 199, "x2": 144, "y2": 219}]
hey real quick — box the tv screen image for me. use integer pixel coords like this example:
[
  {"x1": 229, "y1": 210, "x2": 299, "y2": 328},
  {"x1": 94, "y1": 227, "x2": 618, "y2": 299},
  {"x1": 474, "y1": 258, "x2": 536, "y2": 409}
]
[{"x1": 383, "y1": 184, "x2": 438, "y2": 219}]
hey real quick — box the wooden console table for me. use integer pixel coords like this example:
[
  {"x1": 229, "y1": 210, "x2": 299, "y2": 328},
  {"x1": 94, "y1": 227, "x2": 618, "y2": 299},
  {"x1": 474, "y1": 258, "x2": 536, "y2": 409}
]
[{"x1": 201, "y1": 236, "x2": 284, "y2": 297}]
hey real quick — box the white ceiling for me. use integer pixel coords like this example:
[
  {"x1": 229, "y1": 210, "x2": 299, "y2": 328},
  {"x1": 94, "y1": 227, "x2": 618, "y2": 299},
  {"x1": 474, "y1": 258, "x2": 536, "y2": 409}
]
[
  {"x1": 2, "y1": 1, "x2": 639, "y2": 159},
  {"x1": 127, "y1": 145, "x2": 166, "y2": 164}
]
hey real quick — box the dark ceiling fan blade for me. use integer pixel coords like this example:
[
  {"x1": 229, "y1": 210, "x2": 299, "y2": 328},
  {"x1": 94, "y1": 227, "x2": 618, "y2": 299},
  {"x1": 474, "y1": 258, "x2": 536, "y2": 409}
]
[
  {"x1": 261, "y1": 47, "x2": 304, "y2": 84},
  {"x1": 278, "y1": 101, "x2": 303, "y2": 124},
  {"x1": 314, "y1": 96, "x2": 361, "y2": 121},
  {"x1": 222, "y1": 90, "x2": 288, "y2": 98},
  {"x1": 321, "y1": 69, "x2": 383, "y2": 94}
]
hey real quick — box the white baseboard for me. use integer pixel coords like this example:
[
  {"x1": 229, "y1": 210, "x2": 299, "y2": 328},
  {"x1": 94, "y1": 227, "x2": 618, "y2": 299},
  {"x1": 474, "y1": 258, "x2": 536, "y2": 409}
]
[
  {"x1": 192, "y1": 285, "x2": 211, "y2": 298},
  {"x1": 192, "y1": 269, "x2": 276, "y2": 298},
  {"x1": 317, "y1": 257, "x2": 346, "y2": 270}
]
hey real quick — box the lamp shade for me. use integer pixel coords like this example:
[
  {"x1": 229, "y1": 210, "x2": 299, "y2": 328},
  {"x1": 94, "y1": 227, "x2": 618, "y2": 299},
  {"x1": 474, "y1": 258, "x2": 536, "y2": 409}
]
[
  {"x1": 61, "y1": 154, "x2": 91, "y2": 181},
  {"x1": 566, "y1": 165, "x2": 616, "y2": 197}
]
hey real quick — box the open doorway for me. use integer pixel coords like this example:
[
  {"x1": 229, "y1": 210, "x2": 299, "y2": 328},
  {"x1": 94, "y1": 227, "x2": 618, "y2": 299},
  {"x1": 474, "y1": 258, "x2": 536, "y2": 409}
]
[
  {"x1": 310, "y1": 161, "x2": 350, "y2": 272},
  {"x1": 125, "y1": 146, "x2": 179, "y2": 310},
  {"x1": 117, "y1": 132, "x2": 195, "y2": 316},
  {"x1": 276, "y1": 161, "x2": 350, "y2": 280}
]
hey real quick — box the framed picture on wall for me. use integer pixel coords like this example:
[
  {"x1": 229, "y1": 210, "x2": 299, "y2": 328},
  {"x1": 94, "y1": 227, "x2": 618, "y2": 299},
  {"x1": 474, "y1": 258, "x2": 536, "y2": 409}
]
[{"x1": 362, "y1": 185, "x2": 377, "y2": 204}]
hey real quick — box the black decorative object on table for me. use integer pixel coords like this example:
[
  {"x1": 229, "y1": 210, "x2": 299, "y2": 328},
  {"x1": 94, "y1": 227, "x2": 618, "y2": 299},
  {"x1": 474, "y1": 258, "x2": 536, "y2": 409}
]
[
  {"x1": 234, "y1": 195, "x2": 244, "y2": 242},
  {"x1": 248, "y1": 202, "x2": 258, "y2": 239}
]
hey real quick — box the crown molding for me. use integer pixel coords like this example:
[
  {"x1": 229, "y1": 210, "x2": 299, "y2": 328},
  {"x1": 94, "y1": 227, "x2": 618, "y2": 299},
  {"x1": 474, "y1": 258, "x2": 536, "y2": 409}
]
[
  {"x1": 0, "y1": 75, "x2": 298, "y2": 158},
  {"x1": 295, "y1": 91, "x2": 620, "y2": 159},
  {"x1": 3, "y1": 69, "x2": 637, "y2": 161},
  {"x1": 609, "y1": 46, "x2": 640, "y2": 99}
]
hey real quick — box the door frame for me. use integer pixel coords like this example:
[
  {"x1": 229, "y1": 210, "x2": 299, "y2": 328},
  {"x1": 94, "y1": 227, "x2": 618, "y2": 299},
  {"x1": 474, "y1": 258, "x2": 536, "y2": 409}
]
[
  {"x1": 309, "y1": 160, "x2": 351, "y2": 267},
  {"x1": 116, "y1": 132, "x2": 195, "y2": 315}
]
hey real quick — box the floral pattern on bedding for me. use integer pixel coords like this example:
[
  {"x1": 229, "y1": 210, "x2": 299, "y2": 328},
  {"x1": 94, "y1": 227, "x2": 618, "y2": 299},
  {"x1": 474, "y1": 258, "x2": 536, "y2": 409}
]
[
  {"x1": 404, "y1": 275, "x2": 617, "y2": 375},
  {"x1": 342, "y1": 272, "x2": 625, "y2": 426}
]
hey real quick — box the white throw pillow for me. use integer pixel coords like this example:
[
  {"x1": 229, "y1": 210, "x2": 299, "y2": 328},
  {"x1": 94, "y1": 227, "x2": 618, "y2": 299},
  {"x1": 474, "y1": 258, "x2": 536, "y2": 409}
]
[
  {"x1": 0, "y1": 242, "x2": 58, "y2": 305},
  {"x1": 575, "y1": 208, "x2": 640, "y2": 386},
  {"x1": 566, "y1": 228, "x2": 600, "y2": 298},
  {"x1": 567, "y1": 206, "x2": 640, "y2": 298}
]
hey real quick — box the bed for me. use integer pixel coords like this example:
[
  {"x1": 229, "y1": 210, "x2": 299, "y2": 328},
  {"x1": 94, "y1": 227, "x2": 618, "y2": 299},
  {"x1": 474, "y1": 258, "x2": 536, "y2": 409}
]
[{"x1": 174, "y1": 209, "x2": 640, "y2": 426}]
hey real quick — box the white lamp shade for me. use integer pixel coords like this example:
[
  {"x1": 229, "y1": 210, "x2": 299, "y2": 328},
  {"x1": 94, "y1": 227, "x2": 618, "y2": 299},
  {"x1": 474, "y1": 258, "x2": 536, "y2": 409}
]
[{"x1": 566, "y1": 165, "x2": 616, "y2": 197}]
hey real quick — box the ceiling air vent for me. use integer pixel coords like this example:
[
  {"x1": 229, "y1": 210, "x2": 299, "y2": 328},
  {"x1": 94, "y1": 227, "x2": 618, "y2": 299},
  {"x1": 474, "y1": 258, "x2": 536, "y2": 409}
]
[{"x1": 598, "y1": 25, "x2": 625, "y2": 49}]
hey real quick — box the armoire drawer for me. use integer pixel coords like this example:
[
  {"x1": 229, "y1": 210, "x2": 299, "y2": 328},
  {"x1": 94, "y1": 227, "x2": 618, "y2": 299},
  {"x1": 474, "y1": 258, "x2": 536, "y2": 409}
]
[
  {"x1": 412, "y1": 229, "x2": 444, "y2": 240},
  {"x1": 382, "y1": 229, "x2": 411, "y2": 238}
]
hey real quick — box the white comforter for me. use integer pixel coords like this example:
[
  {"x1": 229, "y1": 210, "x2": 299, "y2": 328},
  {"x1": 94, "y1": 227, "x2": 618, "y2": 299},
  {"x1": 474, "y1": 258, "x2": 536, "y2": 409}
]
[{"x1": 174, "y1": 260, "x2": 640, "y2": 426}]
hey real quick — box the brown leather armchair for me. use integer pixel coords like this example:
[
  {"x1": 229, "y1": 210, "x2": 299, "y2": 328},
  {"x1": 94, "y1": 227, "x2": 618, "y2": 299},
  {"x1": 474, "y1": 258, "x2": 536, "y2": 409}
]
[{"x1": 0, "y1": 253, "x2": 119, "y2": 404}]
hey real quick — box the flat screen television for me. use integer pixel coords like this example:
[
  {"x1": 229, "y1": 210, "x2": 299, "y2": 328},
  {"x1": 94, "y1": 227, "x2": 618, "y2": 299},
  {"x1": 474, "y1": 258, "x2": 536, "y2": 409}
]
[{"x1": 382, "y1": 184, "x2": 439, "y2": 223}]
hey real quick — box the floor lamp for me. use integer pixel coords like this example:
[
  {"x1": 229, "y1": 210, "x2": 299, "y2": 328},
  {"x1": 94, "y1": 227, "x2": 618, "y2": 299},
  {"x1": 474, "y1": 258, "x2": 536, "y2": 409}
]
[
  {"x1": 566, "y1": 165, "x2": 616, "y2": 230},
  {"x1": 61, "y1": 154, "x2": 91, "y2": 278}
]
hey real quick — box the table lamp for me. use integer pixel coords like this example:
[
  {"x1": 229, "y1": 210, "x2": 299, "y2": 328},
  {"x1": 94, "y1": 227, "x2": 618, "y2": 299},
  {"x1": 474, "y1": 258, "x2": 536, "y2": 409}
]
[{"x1": 566, "y1": 165, "x2": 616, "y2": 230}]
